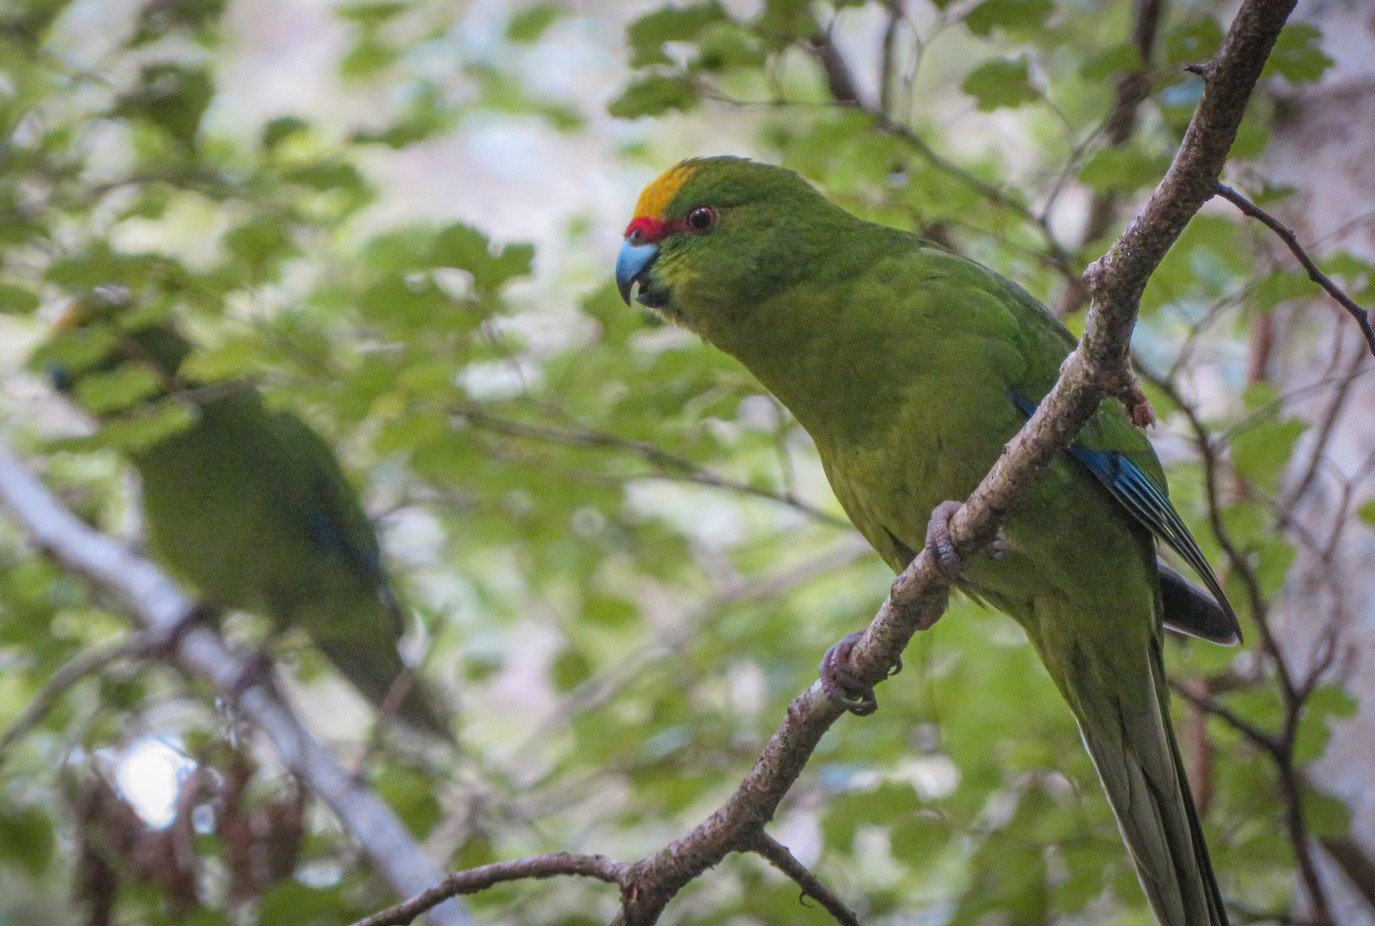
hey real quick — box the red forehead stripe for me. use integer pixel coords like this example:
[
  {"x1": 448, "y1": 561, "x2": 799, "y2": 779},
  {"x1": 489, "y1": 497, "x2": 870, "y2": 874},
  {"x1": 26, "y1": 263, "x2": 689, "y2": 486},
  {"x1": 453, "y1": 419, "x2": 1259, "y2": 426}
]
[{"x1": 624, "y1": 215, "x2": 687, "y2": 244}]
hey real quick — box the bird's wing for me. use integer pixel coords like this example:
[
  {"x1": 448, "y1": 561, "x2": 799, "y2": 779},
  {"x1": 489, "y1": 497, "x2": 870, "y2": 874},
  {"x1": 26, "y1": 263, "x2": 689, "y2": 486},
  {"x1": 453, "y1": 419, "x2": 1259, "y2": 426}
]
[
  {"x1": 917, "y1": 246, "x2": 1241, "y2": 644},
  {"x1": 261, "y1": 408, "x2": 405, "y2": 637}
]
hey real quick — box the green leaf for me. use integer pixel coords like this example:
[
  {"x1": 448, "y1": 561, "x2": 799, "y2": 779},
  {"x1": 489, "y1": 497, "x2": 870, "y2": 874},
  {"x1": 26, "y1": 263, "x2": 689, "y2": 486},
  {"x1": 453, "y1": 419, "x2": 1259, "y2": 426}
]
[
  {"x1": 961, "y1": 57, "x2": 1039, "y2": 111},
  {"x1": 627, "y1": 2, "x2": 726, "y2": 68},
  {"x1": 73, "y1": 365, "x2": 165, "y2": 415},
  {"x1": 30, "y1": 325, "x2": 122, "y2": 379},
  {"x1": 130, "y1": 0, "x2": 228, "y2": 46},
  {"x1": 179, "y1": 337, "x2": 263, "y2": 383},
  {"x1": 257, "y1": 881, "x2": 350, "y2": 924},
  {"x1": 1078, "y1": 146, "x2": 1169, "y2": 194},
  {"x1": 0, "y1": 806, "x2": 53, "y2": 874},
  {"x1": 337, "y1": 1, "x2": 405, "y2": 24},
  {"x1": 609, "y1": 74, "x2": 698, "y2": 119},
  {"x1": 224, "y1": 216, "x2": 295, "y2": 273},
  {"x1": 1255, "y1": 269, "x2": 1313, "y2": 311},
  {"x1": 582, "y1": 591, "x2": 638, "y2": 629},
  {"x1": 262, "y1": 115, "x2": 309, "y2": 151},
  {"x1": 430, "y1": 223, "x2": 534, "y2": 292},
  {"x1": 0, "y1": 282, "x2": 40, "y2": 314},
  {"x1": 284, "y1": 161, "x2": 368, "y2": 193},
  {"x1": 115, "y1": 63, "x2": 213, "y2": 149},
  {"x1": 507, "y1": 4, "x2": 560, "y2": 43},
  {"x1": 551, "y1": 645, "x2": 592, "y2": 692},
  {"x1": 1302, "y1": 788, "x2": 1352, "y2": 839},
  {"x1": 1359, "y1": 499, "x2": 1375, "y2": 527},
  {"x1": 964, "y1": 0, "x2": 1052, "y2": 37},
  {"x1": 1293, "y1": 684, "x2": 1357, "y2": 764},
  {"x1": 431, "y1": 224, "x2": 490, "y2": 271},
  {"x1": 1263, "y1": 23, "x2": 1334, "y2": 84},
  {"x1": 1164, "y1": 16, "x2": 1224, "y2": 67},
  {"x1": 1080, "y1": 43, "x2": 1143, "y2": 83},
  {"x1": 819, "y1": 781, "x2": 921, "y2": 850},
  {"x1": 1230, "y1": 417, "x2": 1307, "y2": 491},
  {"x1": 694, "y1": 23, "x2": 766, "y2": 72},
  {"x1": 95, "y1": 400, "x2": 197, "y2": 452},
  {"x1": 341, "y1": 37, "x2": 399, "y2": 79},
  {"x1": 376, "y1": 764, "x2": 443, "y2": 832}
]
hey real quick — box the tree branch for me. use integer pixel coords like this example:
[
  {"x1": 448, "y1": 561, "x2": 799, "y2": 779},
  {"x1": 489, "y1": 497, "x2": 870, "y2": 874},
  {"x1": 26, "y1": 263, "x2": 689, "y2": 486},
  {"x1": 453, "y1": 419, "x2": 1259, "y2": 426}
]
[
  {"x1": 0, "y1": 446, "x2": 475, "y2": 926},
  {"x1": 347, "y1": 853, "x2": 628, "y2": 926},
  {"x1": 807, "y1": 24, "x2": 863, "y2": 107},
  {"x1": 748, "y1": 830, "x2": 861, "y2": 926},
  {"x1": 1168, "y1": 677, "x2": 1280, "y2": 755},
  {"x1": 1214, "y1": 182, "x2": 1375, "y2": 358}
]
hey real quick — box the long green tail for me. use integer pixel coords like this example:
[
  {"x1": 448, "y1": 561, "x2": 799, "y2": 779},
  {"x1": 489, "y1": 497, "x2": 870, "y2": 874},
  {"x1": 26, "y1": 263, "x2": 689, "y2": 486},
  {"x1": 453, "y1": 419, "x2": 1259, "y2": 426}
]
[
  {"x1": 1060, "y1": 634, "x2": 1227, "y2": 926},
  {"x1": 315, "y1": 638, "x2": 455, "y2": 744}
]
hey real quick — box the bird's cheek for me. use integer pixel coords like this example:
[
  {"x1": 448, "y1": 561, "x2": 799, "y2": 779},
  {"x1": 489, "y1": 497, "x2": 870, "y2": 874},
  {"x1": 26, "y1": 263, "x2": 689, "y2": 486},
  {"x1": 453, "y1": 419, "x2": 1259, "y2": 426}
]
[{"x1": 635, "y1": 267, "x2": 671, "y2": 310}]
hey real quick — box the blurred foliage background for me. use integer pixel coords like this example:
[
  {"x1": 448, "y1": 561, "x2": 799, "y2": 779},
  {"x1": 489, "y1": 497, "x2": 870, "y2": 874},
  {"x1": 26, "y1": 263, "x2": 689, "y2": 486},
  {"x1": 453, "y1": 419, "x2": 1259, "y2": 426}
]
[{"x1": 0, "y1": 0, "x2": 1373, "y2": 923}]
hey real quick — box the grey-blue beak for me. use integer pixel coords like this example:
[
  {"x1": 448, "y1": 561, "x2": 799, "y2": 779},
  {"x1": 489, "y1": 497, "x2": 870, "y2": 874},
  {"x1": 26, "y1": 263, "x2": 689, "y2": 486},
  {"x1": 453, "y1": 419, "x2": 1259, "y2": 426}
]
[{"x1": 616, "y1": 239, "x2": 659, "y2": 305}]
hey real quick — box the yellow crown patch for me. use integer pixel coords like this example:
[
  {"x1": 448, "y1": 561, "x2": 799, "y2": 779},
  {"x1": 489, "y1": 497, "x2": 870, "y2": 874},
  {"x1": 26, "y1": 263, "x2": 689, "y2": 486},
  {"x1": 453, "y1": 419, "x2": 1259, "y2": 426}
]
[{"x1": 634, "y1": 161, "x2": 697, "y2": 219}]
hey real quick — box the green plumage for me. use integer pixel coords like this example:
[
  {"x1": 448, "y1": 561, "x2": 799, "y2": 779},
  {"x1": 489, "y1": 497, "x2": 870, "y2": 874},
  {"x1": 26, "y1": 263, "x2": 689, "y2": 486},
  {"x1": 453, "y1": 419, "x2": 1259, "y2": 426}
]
[
  {"x1": 618, "y1": 157, "x2": 1239, "y2": 926},
  {"x1": 40, "y1": 303, "x2": 452, "y2": 741}
]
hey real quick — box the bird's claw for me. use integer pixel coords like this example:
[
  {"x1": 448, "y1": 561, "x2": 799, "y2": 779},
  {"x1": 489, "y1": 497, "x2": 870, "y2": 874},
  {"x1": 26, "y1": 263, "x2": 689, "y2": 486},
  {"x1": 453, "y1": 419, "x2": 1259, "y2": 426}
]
[
  {"x1": 926, "y1": 500, "x2": 967, "y2": 577},
  {"x1": 819, "y1": 631, "x2": 900, "y2": 716},
  {"x1": 926, "y1": 500, "x2": 1008, "y2": 572},
  {"x1": 1125, "y1": 384, "x2": 1156, "y2": 429}
]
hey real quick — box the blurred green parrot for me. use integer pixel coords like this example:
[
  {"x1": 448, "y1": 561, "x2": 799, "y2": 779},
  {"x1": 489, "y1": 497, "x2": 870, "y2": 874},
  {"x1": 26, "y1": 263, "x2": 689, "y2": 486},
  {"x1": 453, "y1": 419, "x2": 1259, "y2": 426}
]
[
  {"x1": 615, "y1": 158, "x2": 1240, "y2": 926},
  {"x1": 38, "y1": 293, "x2": 453, "y2": 741}
]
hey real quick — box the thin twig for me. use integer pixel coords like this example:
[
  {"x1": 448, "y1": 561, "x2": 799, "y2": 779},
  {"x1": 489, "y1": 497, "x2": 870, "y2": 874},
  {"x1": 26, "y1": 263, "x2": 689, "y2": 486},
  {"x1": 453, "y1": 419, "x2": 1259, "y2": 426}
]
[
  {"x1": 0, "y1": 637, "x2": 145, "y2": 766},
  {"x1": 507, "y1": 542, "x2": 870, "y2": 774},
  {"x1": 1229, "y1": 899, "x2": 1327, "y2": 926},
  {"x1": 456, "y1": 405, "x2": 850, "y2": 528},
  {"x1": 792, "y1": 24, "x2": 1074, "y2": 276},
  {"x1": 748, "y1": 831, "x2": 862, "y2": 926},
  {"x1": 1143, "y1": 368, "x2": 1336, "y2": 925},
  {"x1": 1215, "y1": 182, "x2": 1375, "y2": 357},
  {"x1": 871, "y1": 112, "x2": 1077, "y2": 276},
  {"x1": 1283, "y1": 334, "x2": 1370, "y2": 512},
  {"x1": 1168, "y1": 677, "x2": 1279, "y2": 755},
  {"x1": 877, "y1": 0, "x2": 903, "y2": 117},
  {"x1": 347, "y1": 853, "x2": 628, "y2": 926}
]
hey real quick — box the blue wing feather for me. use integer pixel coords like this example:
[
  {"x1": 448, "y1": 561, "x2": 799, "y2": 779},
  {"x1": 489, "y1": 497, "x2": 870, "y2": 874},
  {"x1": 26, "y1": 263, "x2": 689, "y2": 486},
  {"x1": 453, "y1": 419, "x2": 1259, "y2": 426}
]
[{"x1": 1011, "y1": 393, "x2": 1240, "y2": 643}]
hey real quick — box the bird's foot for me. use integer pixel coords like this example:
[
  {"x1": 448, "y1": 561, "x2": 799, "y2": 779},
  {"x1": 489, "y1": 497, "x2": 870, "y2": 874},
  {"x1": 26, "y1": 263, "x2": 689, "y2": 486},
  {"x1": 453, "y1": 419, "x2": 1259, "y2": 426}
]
[
  {"x1": 926, "y1": 500, "x2": 1008, "y2": 575},
  {"x1": 819, "y1": 631, "x2": 900, "y2": 716},
  {"x1": 144, "y1": 600, "x2": 219, "y2": 659},
  {"x1": 1124, "y1": 382, "x2": 1156, "y2": 429}
]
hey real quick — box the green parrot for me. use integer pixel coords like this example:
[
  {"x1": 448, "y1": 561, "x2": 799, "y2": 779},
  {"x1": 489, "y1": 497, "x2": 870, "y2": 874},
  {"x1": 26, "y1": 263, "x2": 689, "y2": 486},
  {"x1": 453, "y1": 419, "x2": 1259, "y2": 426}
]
[
  {"x1": 615, "y1": 157, "x2": 1240, "y2": 926},
  {"x1": 38, "y1": 295, "x2": 453, "y2": 741}
]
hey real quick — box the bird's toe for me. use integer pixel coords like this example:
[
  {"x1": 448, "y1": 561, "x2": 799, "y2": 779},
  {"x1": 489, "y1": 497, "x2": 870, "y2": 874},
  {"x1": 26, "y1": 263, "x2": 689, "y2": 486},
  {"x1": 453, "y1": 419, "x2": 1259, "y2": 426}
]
[{"x1": 819, "y1": 632, "x2": 879, "y2": 716}]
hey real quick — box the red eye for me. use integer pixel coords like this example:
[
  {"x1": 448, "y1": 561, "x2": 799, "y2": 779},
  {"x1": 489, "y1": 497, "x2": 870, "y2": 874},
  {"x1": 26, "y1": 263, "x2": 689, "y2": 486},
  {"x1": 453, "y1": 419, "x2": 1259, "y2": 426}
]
[{"x1": 686, "y1": 206, "x2": 717, "y2": 234}]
